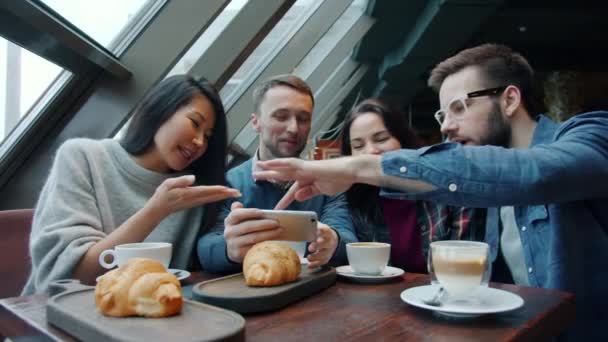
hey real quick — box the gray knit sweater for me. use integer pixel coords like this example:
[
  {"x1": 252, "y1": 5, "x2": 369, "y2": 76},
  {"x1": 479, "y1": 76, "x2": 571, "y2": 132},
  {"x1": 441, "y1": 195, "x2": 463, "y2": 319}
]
[{"x1": 23, "y1": 138, "x2": 204, "y2": 295}]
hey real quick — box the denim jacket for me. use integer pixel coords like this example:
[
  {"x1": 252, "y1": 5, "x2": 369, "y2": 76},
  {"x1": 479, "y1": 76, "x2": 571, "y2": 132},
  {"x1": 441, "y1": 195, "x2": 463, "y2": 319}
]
[
  {"x1": 198, "y1": 158, "x2": 357, "y2": 274},
  {"x1": 380, "y1": 112, "x2": 608, "y2": 340}
]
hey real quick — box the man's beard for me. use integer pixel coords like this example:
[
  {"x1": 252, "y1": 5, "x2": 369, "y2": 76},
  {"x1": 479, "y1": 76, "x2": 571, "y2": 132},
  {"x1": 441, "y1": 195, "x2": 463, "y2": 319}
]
[
  {"x1": 263, "y1": 138, "x2": 305, "y2": 159},
  {"x1": 480, "y1": 102, "x2": 511, "y2": 147}
]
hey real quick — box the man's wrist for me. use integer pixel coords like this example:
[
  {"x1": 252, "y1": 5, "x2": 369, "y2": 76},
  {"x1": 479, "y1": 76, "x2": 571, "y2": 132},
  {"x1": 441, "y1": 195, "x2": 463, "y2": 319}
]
[{"x1": 351, "y1": 154, "x2": 382, "y2": 187}]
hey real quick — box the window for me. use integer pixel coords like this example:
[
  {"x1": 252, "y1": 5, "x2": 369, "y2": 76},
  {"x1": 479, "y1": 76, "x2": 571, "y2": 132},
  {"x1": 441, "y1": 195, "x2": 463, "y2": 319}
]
[
  {"x1": 0, "y1": 0, "x2": 163, "y2": 153},
  {"x1": 294, "y1": 0, "x2": 367, "y2": 79},
  {"x1": 117, "y1": 0, "x2": 293, "y2": 140},
  {"x1": 116, "y1": 0, "x2": 254, "y2": 140},
  {"x1": 0, "y1": 0, "x2": 237, "y2": 202},
  {"x1": 0, "y1": 38, "x2": 70, "y2": 146},
  {"x1": 168, "y1": 0, "x2": 250, "y2": 76},
  {"x1": 220, "y1": 0, "x2": 321, "y2": 107},
  {"x1": 39, "y1": 0, "x2": 153, "y2": 53},
  {"x1": 229, "y1": 0, "x2": 372, "y2": 155}
]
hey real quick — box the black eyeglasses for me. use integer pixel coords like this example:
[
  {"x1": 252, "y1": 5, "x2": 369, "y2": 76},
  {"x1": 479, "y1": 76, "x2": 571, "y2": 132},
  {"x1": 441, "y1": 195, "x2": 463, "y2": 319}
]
[{"x1": 434, "y1": 86, "x2": 507, "y2": 125}]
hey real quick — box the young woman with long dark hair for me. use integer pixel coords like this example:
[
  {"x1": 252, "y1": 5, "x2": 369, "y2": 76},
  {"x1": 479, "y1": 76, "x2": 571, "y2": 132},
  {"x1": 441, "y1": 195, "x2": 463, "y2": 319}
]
[{"x1": 24, "y1": 75, "x2": 240, "y2": 294}]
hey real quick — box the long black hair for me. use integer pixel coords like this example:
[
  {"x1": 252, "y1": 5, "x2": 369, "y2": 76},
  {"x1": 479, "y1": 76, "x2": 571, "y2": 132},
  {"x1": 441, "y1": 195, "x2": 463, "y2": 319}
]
[
  {"x1": 340, "y1": 99, "x2": 419, "y2": 240},
  {"x1": 121, "y1": 74, "x2": 227, "y2": 235}
]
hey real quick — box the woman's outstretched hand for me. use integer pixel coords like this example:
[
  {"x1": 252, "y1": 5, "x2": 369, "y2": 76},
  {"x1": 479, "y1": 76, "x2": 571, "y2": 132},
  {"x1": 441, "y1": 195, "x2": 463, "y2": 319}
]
[{"x1": 150, "y1": 175, "x2": 241, "y2": 216}]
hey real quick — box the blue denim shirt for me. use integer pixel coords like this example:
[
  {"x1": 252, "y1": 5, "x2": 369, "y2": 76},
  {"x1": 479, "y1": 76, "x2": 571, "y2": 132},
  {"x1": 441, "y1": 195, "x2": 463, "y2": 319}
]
[
  {"x1": 198, "y1": 158, "x2": 357, "y2": 274},
  {"x1": 380, "y1": 112, "x2": 608, "y2": 340}
]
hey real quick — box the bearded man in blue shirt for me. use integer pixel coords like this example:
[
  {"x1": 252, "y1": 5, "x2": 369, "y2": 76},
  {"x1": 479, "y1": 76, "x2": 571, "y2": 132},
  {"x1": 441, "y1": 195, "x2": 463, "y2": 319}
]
[
  {"x1": 254, "y1": 44, "x2": 607, "y2": 340},
  {"x1": 198, "y1": 74, "x2": 356, "y2": 274}
]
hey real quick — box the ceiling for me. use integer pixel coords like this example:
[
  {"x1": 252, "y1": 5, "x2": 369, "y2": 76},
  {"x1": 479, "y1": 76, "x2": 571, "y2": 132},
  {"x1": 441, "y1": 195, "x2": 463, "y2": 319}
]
[{"x1": 338, "y1": 0, "x2": 608, "y2": 134}]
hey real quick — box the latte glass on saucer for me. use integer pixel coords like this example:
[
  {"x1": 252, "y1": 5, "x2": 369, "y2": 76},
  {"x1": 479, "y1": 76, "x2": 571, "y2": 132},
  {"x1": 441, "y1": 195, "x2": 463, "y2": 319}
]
[{"x1": 428, "y1": 241, "x2": 490, "y2": 303}]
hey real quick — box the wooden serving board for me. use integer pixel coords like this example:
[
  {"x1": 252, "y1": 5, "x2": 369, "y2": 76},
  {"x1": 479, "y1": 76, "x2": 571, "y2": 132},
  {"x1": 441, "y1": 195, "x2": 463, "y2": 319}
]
[
  {"x1": 191, "y1": 265, "x2": 336, "y2": 313},
  {"x1": 46, "y1": 280, "x2": 245, "y2": 342}
]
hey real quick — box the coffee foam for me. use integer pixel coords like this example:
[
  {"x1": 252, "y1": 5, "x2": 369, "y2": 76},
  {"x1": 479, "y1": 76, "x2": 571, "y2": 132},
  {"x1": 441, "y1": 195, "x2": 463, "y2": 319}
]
[{"x1": 433, "y1": 256, "x2": 486, "y2": 276}]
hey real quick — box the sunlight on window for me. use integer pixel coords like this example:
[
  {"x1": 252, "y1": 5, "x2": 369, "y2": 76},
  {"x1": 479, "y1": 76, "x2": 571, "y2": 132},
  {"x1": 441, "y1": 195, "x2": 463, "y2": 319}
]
[
  {"x1": 0, "y1": 38, "x2": 65, "y2": 144},
  {"x1": 40, "y1": 0, "x2": 151, "y2": 50},
  {"x1": 168, "y1": 0, "x2": 250, "y2": 76},
  {"x1": 294, "y1": 0, "x2": 367, "y2": 78},
  {"x1": 115, "y1": 0, "x2": 251, "y2": 140},
  {"x1": 219, "y1": 0, "x2": 320, "y2": 107}
]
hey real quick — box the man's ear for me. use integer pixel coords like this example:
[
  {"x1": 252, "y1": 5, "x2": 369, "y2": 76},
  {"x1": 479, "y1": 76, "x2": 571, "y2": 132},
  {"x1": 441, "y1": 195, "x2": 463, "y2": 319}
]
[
  {"x1": 251, "y1": 113, "x2": 261, "y2": 133},
  {"x1": 503, "y1": 85, "x2": 522, "y2": 117}
]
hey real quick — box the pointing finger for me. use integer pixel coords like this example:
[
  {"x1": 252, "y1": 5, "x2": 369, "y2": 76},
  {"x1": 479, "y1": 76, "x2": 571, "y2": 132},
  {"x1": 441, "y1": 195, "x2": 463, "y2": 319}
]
[{"x1": 274, "y1": 182, "x2": 299, "y2": 209}]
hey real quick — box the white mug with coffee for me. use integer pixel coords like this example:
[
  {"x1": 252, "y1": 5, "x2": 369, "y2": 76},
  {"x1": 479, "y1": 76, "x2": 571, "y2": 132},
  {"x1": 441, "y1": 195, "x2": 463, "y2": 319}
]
[
  {"x1": 429, "y1": 241, "x2": 490, "y2": 298},
  {"x1": 346, "y1": 242, "x2": 391, "y2": 275},
  {"x1": 98, "y1": 242, "x2": 172, "y2": 269}
]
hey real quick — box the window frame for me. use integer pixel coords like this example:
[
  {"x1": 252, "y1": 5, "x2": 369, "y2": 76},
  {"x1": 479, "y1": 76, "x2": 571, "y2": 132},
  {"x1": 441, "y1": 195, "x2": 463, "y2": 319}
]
[
  {"x1": 0, "y1": 0, "x2": 132, "y2": 78},
  {"x1": 184, "y1": 0, "x2": 295, "y2": 87}
]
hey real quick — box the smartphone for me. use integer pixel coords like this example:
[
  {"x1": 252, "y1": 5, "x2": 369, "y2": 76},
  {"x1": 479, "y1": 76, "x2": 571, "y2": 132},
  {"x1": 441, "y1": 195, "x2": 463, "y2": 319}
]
[{"x1": 260, "y1": 210, "x2": 318, "y2": 242}]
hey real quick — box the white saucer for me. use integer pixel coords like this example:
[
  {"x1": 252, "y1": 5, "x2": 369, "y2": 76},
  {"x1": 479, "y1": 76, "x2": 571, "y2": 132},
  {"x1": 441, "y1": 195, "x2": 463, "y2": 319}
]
[
  {"x1": 168, "y1": 268, "x2": 191, "y2": 281},
  {"x1": 96, "y1": 268, "x2": 191, "y2": 282},
  {"x1": 400, "y1": 284, "x2": 524, "y2": 318},
  {"x1": 335, "y1": 265, "x2": 404, "y2": 284}
]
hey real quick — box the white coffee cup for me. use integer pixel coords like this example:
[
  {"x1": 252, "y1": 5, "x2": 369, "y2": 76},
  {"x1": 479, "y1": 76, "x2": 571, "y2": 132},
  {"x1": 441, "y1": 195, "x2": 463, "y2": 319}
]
[
  {"x1": 98, "y1": 242, "x2": 172, "y2": 269},
  {"x1": 346, "y1": 242, "x2": 391, "y2": 275}
]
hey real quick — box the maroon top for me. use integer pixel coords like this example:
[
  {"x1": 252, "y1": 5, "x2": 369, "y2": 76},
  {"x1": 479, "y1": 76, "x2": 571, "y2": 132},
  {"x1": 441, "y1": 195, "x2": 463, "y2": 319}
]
[{"x1": 379, "y1": 197, "x2": 426, "y2": 273}]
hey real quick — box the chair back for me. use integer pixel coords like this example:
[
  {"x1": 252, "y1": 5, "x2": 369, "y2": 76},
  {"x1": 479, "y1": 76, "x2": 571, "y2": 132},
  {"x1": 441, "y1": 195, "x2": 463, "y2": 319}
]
[{"x1": 0, "y1": 209, "x2": 34, "y2": 298}]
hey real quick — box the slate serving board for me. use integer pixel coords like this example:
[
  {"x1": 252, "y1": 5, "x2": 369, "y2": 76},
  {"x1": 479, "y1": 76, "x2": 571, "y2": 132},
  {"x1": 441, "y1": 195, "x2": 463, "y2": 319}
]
[
  {"x1": 191, "y1": 265, "x2": 336, "y2": 314},
  {"x1": 46, "y1": 280, "x2": 245, "y2": 342}
]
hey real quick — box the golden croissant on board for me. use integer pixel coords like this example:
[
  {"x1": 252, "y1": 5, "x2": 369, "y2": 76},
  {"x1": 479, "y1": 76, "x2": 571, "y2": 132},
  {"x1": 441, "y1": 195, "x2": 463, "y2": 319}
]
[
  {"x1": 95, "y1": 258, "x2": 182, "y2": 317},
  {"x1": 243, "y1": 241, "x2": 301, "y2": 286}
]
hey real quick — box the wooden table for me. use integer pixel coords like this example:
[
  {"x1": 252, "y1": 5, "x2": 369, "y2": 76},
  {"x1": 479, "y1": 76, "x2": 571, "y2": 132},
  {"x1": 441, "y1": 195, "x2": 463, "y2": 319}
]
[{"x1": 0, "y1": 272, "x2": 575, "y2": 341}]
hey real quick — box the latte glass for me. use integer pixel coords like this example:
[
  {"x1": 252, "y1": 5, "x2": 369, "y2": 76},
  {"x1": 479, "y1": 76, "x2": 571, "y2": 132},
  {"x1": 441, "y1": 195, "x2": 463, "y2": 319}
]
[{"x1": 428, "y1": 241, "x2": 490, "y2": 298}]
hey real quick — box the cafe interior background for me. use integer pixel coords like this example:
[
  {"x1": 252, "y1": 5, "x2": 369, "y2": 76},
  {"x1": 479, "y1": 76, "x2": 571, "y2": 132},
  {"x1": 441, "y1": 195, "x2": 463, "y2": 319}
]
[{"x1": 0, "y1": 0, "x2": 607, "y2": 298}]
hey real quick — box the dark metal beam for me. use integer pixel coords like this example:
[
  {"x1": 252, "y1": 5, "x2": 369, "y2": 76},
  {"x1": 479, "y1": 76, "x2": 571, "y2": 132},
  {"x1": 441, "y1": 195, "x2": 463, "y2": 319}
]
[
  {"x1": 0, "y1": 0, "x2": 131, "y2": 79},
  {"x1": 374, "y1": 0, "x2": 503, "y2": 102},
  {"x1": 352, "y1": 0, "x2": 427, "y2": 62}
]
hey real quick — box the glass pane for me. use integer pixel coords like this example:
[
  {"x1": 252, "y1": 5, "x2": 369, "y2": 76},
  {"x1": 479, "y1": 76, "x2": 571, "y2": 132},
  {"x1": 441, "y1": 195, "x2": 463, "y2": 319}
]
[
  {"x1": 219, "y1": 0, "x2": 321, "y2": 108},
  {"x1": 230, "y1": 0, "x2": 369, "y2": 153},
  {"x1": 294, "y1": 0, "x2": 367, "y2": 78},
  {"x1": 0, "y1": 38, "x2": 71, "y2": 146},
  {"x1": 115, "y1": 0, "x2": 251, "y2": 140},
  {"x1": 39, "y1": 0, "x2": 152, "y2": 50},
  {"x1": 168, "y1": 0, "x2": 250, "y2": 76}
]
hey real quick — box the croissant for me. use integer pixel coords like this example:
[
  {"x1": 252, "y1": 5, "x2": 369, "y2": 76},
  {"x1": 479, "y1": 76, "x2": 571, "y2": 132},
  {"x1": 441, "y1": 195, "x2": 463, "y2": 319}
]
[
  {"x1": 243, "y1": 241, "x2": 301, "y2": 286},
  {"x1": 95, "y1": 258, "x2": 182, "y2": 317}
]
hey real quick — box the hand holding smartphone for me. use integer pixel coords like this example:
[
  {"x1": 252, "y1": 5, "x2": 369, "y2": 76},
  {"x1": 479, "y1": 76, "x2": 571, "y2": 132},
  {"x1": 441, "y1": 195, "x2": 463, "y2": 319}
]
[{"x1": 260, "y1": 210, "x2": 317, "y2": 242}]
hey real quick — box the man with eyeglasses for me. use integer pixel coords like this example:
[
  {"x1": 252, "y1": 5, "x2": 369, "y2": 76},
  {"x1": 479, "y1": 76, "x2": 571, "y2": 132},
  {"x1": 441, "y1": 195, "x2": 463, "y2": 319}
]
[{"x1": 253, "y1": 44, "x2": 608, "y2": 340}]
